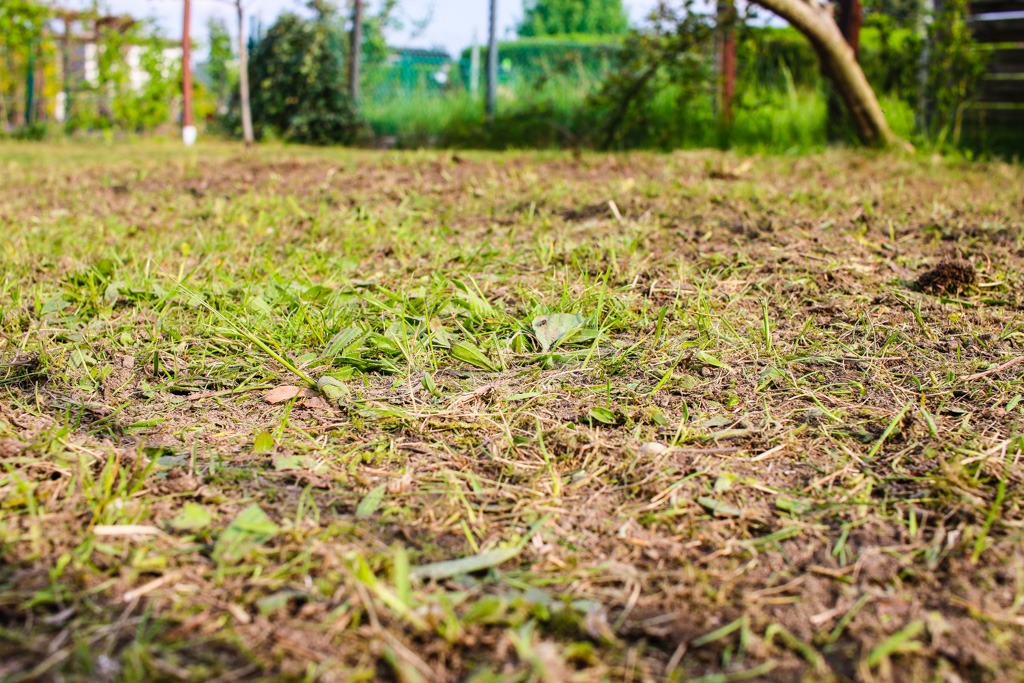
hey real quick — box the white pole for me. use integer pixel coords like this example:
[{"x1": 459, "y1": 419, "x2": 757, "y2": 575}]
[{"x1": 470, "y1": 32, "x2": 480, "y2": 97}]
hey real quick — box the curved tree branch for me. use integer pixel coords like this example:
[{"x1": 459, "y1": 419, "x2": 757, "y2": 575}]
[{"x1": 752, "y1": 0, "x2": 899, "y2": 147}]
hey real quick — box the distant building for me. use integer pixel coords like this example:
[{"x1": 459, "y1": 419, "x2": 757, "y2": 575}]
[{"x1": 383, "y1": 47, "x2": 452, "y2": 94}]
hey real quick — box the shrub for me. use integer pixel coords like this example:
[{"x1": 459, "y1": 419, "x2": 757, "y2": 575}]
[{"x1": 247, "y1": 10, "x2": 359, "y2": 145}]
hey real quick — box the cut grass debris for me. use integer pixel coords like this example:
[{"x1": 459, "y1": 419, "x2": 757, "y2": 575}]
[{"x1": 0, "y1": 141, "x2": 1022, "y2": 682}]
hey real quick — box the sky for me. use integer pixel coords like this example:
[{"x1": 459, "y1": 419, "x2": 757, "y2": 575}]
[{"x1": 80, "y1": 0, "x2": 664, "y2": 57}]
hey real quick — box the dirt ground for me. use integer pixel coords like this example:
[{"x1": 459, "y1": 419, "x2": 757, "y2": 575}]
[{"x1": 1, "y1": 142, "x2": 1023, "y2": 682}]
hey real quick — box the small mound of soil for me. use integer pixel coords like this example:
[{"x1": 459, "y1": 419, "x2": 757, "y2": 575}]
[{"x1": 915, "y1": 258, "x2": 977, "y2": 294}]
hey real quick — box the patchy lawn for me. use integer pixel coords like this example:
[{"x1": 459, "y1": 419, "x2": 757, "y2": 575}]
[{"x1": 1, "y1": 141, "x2": 1023, "y2": 682}]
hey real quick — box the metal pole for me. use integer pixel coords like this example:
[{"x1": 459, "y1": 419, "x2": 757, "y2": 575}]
[
  {"x1": 349, "y1": 0, "x2": 363, "y2": 106},
  {"x1": 486, "y1": 0, "x2": 498, "y2": 119},
  {"x1": 182, "y1": 0, "x2": 196, "y2": 145},
  {"x1": 25, "y1": 40, "x2": 36, "y2": 125}
]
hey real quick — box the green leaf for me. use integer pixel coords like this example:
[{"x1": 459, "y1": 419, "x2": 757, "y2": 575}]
[
  {"x1": 168, "y1": 503, "x2": 212, "y2": 531},
  {"x1": 41, "y1": 295, "x2": 70, "y2": 315},
  {"x1": 450, "y1": 340, "x2": 497, "y2": 371},
  {"x1": 323, "y1": 327, "x2": 364, "y2": 358},
  {"x1": 301, "y1": 285, "x2": 332, "y2": 303},
  {"x1": 248, "y1": 295, "x2": 272, "y2": 315},
  {"x1": 587, "y1": 407, "x2": 618, "y2": 425},
  {"x1": 252, "y1": 431, "x2": 275, "y2": 454},
  {"x1": 532, "y1": 313, "x2": 584, "y2": 352},
  {"x1": 104, "y1": 283, "x2": 121, "y2": 304},
  {"x1": 453, "y1": 282, "x2": 497, "y2": 318},
  {"x1": 462, "y1": 595, "x2": 508, "y2": 624},
  {"x1": 273, "y1": 454, "x2": 315, "y2": 471},
  {"x1": 429, "y1": 326, "x2": 455, "y2": 349},
  {"x1": 356, "y1": 484, "x2": 387, "y2": 518},
  {"x1": 697, "y1": 496, "x2": 742, "y2": 517},
  {"x1": 213, "y1": 504, "x2": 279, "y2": 564},
  {"x1": 776, "y1": 497, "x2": 812, "y2": 516},
  {"x1": 713, "y1": 472, "x2": 738, "y2": 492},
  {"x1": 695, "y1": 350, "x2": 731, "y2": 370},
  {"x1": 865, "y1": 620, "x2": 925, "y2": 667},
  {"x1": 256, "y1": 590, "x2": 301, "y2": 616},
  {"x1": 422, "y1": 371, "x2": 439, "y2": 396},
  {"x1": 317, "y1": 375, "x2": 350, "y2": 403},
  {"x1": 335, "y1": 355, "x2": 399, "y2": 374},
  {"x1": 410, "y1": 546, "x2": 521, "y2": 581}
]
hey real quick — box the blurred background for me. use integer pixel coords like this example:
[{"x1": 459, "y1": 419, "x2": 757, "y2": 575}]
[{"x1": 1, "y1": 0, "x2": 1021, "y2": 155}]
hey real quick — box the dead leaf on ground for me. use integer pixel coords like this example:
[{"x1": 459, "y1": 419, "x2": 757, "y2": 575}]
[{"x1": 264, "y1": 385, "x2": 317, "y2": 404}]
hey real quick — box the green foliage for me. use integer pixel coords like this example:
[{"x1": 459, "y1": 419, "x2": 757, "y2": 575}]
[
  {"x1": 519, "y1": 0, "x2": 629, "y2": 37},
  {"x1": 735, "y1": 25, "x2": 921, "y2": 99},
  {"x1": 859, "y1": 20, "x2": 922, "y2": 99},
  {"x1": 248, "y1": 10, "x2": 359, "y2": 144},
  {"x1": 206, "y1": 17, "x2": 235, "y2": 113},
  {"x1": 587, "y1": 1, "x2": 716, "y2": 148},
  {"x1": 0, "y1": 0, "x2": 49, "y2": 130},
  {"x1": 924, "y1": 0, "x2": 989, "y2": 145},
  {"x1": 67, "y1": 21, "x2": 180, "y2": 133},
  {"x1": 865, "y1": 0, "x2": 923, "y2": 28},
  {"x1": 1, "y1": 0, "x2": 179, "y2": 134},
  {"x1": 735, "y1": 26, "x2": 817, "y2": 91}
]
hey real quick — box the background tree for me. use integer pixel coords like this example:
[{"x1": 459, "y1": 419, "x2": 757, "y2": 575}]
[
  {"x1": 205, "y1": 17, "x2": 234, "y2": 114},
  {"x1": 248, "y1": 2, "x2": 358, "y2": 144},
  {"x1": 590, "y1": 2, "x2": 715, "y2": 148},
  {"x1": 518, "y1": 0, "x2": 628, "y2": 37},
  {"x1": 596, "y1": 0, "x2": 898, "y2": 147},
  {"x1": 234, "y1": 0, "x2": 254, "y2": 145},
  {"x1": 748, "y1": 0, "x2": 897, "y2": 146}
]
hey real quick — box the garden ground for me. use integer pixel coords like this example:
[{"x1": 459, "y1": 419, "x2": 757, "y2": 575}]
[{"x1": 1, "y1": 141, "x2": 1023, "y2": 682}]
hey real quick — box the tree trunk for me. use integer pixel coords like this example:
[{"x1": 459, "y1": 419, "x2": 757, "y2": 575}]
[
  {"x1": 348, "y1": 0, "x2": 363, "y2": 107},
  {"x1": 236, "y1": 0, "x2": 254, "y2": 146},
  {"x1": 752, "y1": 0, "x2": 898, "y2": 147}
]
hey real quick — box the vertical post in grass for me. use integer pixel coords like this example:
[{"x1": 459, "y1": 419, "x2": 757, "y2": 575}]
[
  {"x1": 60, "y1": 12, "x2": 72, "y2": 124},
  {"x1": 349, "y1": 0, "x2": 363, "y2": 107},
  {"x1": 827, "y1": 0, "x2": 863, "y2": 141},
  {"x1": 915, "y1": 0, "x2": 935, "y2": 135},
  {"x1": 470, "y1": 33, "x2": 481, "y2": 96},
  {"x1": 24, "y1": 39, "x2": 36, "y2": 125},
  {"x1": 486, "y1": 0, "x2": 498, "y2": 119},
  {"x1": 236, "y1": 0, "x2": 254, "y2": 146},
  {"x1": 182, "y1": 0, "x2": 196, "y2": 146},
  {"x1": 716, "y1": 0, "x2": 737, "y2": 134}
]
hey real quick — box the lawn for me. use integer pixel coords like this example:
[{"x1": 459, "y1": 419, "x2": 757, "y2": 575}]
[{"x1": 1, "y1": 141, "x2": 1023, "y2": 682}]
